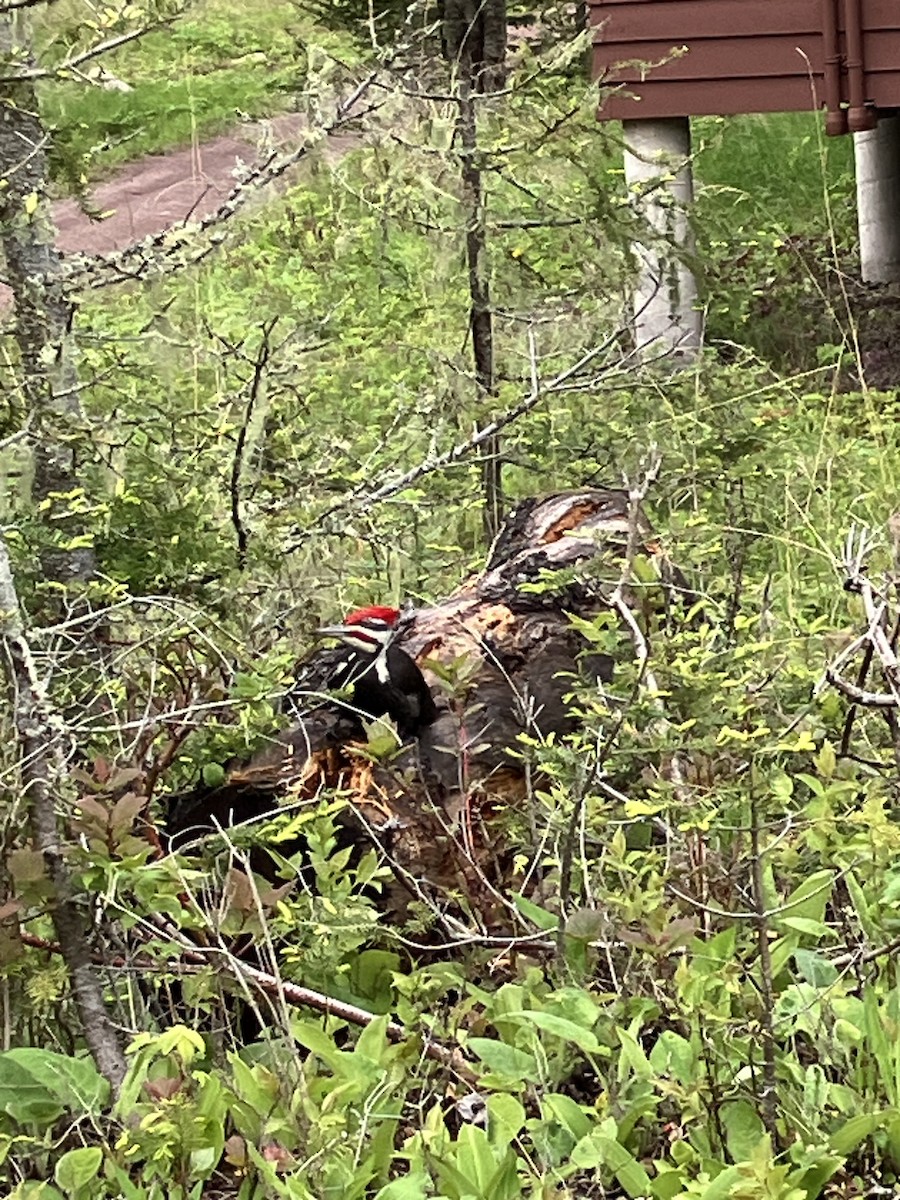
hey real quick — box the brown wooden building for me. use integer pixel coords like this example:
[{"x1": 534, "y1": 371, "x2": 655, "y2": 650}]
[{"x1": 589, "y1": 0, "x2": 900, "y2": 134}]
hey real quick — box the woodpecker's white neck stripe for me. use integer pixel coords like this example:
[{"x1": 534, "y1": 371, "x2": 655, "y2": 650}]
[{"x1": 374, "y1": 645, "x2": 390, "y2": 683}]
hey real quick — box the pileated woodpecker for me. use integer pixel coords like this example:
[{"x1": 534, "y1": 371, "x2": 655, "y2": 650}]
[{"x1": 286, "y1": 605, "x2": 437, "y2": 741}]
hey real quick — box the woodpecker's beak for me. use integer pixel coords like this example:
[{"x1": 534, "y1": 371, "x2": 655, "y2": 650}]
[{"x1": 315, "y1": 624, "x2": 354, "y2": 639}]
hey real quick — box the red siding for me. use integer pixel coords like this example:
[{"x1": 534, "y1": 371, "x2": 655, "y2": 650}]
[{"x1": 590, "y1": 0, "x2": 900, "y2": 122}]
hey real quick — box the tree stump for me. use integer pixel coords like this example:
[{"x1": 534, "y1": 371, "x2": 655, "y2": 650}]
[{"x1": 165, "y1": 488, "x2": 685, "y2": 924}]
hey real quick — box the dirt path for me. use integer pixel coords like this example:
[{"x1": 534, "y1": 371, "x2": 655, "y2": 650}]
[{"x1": 52, "y1": 112, "x2": 313, "y2": 256}]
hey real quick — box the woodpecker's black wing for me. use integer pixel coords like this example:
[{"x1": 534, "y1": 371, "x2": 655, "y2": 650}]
[
  {"x1": 352, "y1": 644, "x2": 437, "y2": 740},
  {"x1": 284, "y1": 643, "x2": 436, "y2": 742},
  {"x1": 283, "y1": 644, "x2": 373, "y2": 726}
]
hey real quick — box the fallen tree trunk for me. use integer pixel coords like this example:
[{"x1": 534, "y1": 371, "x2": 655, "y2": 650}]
[{"x1": 165, "y1": 488, "x2": 688, "y2": 922}]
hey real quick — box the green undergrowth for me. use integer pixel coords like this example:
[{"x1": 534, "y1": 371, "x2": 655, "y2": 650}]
[
  {"x1": 691, "y1": 112, "x2": 857, "y2": 365},
  {"x1": 64, "y1": 98, "x2": 876, "y2": 625},
  {"x1": 40, "y1": 0, "x2": 334, "y2": 184},
  {"x1": 7, "y1": 20, "x2": 900, "y2": 1199}
]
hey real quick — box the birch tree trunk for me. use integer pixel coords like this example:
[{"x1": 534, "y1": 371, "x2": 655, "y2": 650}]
[{"x1": 0, "y1": 14, "x2": 123, "y2": 1095}]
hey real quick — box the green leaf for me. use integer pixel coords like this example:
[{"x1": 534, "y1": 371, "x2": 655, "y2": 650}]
[
  {"x1": 780, "y1": 917, "x2": 829, "y2": 937},
  {"x1": 777, "y1": 869, "x2": 834, "y2": 926},
  {"x1": 0, "y1": 1058, "x2": 61, "y2": 1126},
  {"x1": 373, "y1": 1173, "x2": 431, "y2": 1200},
  {"x1": 355, "y1": 1014, "x2": 390, "y2": 1064},
  {"x1": 648, "y1": 1031, "x2": 696, "y2": 1082},
  {"x1": 504, "y1": 1010, "x2": 600, "y2": 1054},
  {"x1": 594, "y1": 1135, "x2": 653, "y2": 1198},
  {"x1": 788, "y1": 1152, "x2": 844, "y2": 1198},
  {"x1": 467, "y1": 1038, "x2": 539, "y2": 1081},
  {"x1": 54, "y1": 1146, "x2": 103, "y2": 1193},
  {"x1": 700, "y1": 1165, "x2": 744, "y2": 1200},
  {"x1": 228, "y1": 1053, "x2": 282, "y2": 1114},
  {"x1": 290, "y1": 1019, "x2": 344, "y2": 1069},
  {"x1": 652, "y1": 1163, "x2": 688, "y2": 1200},
  {"x1": 829, "y1": 1110, "x2": 894, "y2": 1154},
  {"x1": 485, "y1": 1147, "x2": 522, "y2": 1200},
  {"x1": 542, "y1": 1092, "x2": 592, "y2": 1141},
  {"x1": 845, "y1": 870, "x2": 877, "y2": 941},
  {"x1": 12, "y1": 1185, "x2": 66, "y2": 1200},
  {"x1": 720, "y1": 1100, "x2": 765, "y2": 1162},
  {"x1": 455, "y1": 1124, "x2": 498, "y2": 1193},
  {"x1": 768, "y1": 934, "x2": 799, "y2": 978},
  {"x1": 511, "y1": 892, "x2": 558, "y2": 932},
  {"x1": 616, "y1": 1028, "x2": 654, "y2": 1080},
  {"x1": 793, "y1": 949, "x2": 839, "y2": 987},
  {"x1": 0, "y1": 1049, "x2": 108, "y2": 1125},
  {"x1": 570, "y1": 1130, "x2": 604, "y2": 1169},
  {"x1": 488, "y1": 1093, "x2": 526, "y2": 1149}
]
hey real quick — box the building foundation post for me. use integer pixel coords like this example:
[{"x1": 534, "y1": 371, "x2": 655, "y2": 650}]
[
  {"x1": 855, "y1": 113, "x2": 900, "y2": 283},
  {"x1": 622, "y1": 116, "x2": 702, "y2": 363}
]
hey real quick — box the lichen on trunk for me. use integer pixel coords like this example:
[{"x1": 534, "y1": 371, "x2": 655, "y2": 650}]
[{"x1": 0, "y1": 13, "x2": 95, "y2": 588}]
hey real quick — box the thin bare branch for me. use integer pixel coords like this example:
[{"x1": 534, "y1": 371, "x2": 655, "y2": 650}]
[
  {"x1": 147, "y1": 914, "x2": 476, "y2": 1080},
  {"x1": 230, "y1": 319, "x2": 277, "y2": 570},
  {"x1": 0, "y1": 0, "x2": 61, "y2": 11},
  {"x1": 0, "y1": 25, "x2": 162, "y2": 82},
  {"x1": 285, "y1": 327, "x2": 632, "y2": 551}
]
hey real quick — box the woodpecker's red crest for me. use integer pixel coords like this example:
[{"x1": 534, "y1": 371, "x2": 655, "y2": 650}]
[{"x1": 343, "y1": 605, "x2": 401, "y2": 629}]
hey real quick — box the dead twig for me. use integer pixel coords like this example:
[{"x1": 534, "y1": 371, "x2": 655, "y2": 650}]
[
  {"x1": 0, "y1": 24, "x2": 165, "y2": 82},
  {"x1": 144, "y1": 913, "x2": 476, "y2": 1081},
  {"x1": 230, "y1": 319, "x2": 277, "y2": 570},
  {"x1": 822, "y1": 524, "x2": 900, "y2": 767},
  {"x1": 285, "y1": 327, "x2": 635, "y2": 552}
]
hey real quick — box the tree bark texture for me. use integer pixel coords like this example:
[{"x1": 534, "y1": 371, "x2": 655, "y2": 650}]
[
  {"x1": 443, "y1": 0, "x2": 507, "y2": 542},
  {"x1": 0, "y1": 15, "x2": 94, "y2": 586},
  {"x1": 441, "y1": 0, "x2": 507, "y2": 92},
  {"x1": 457, "y1": 78, "x2": 502, "y2": 544},
  {"x1": 0, "y1": 534, "x2": 126, "y2": 1092}
]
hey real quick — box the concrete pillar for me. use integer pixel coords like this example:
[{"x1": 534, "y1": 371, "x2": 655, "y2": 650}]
[
  {"x1": 855, "y1": 114, "x2": 900, "y2": 283},
  {"x1": 622, "y1": 117, "x2": 702, "y2": 363}
]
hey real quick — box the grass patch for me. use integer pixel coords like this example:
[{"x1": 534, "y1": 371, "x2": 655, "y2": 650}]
[
  {"x1": 689, "y1": 112, "x2": 857, "y2": 364},
  {"x1": 693, "y1": 110, "x2": 854, "y2": 232},
  {"x1": 41, "y1": 0, "x2": 316, "y2": 183}
]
